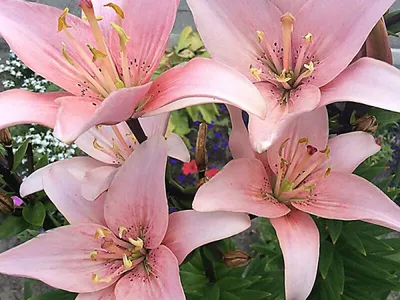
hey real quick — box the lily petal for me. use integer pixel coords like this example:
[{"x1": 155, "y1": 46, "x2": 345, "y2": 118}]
[
  {"x1": 319, "y1": 58, "x2": 400, "y2": 112},
  {"x1": 0, "y1": 0, "x2": 98, "y2": 96},
  {"x1": 43, "y1": 165, "x2": 107, "y2": 226},
  {"x1": 193, "y1": 158, "x2": 290, "y2": 218},
  {"x1": 114, "y1": 245, "x2": 184, "y2": 300},
  {"x1": 76, "y1": 284, "x2": 116, "y2": 300},
  {"x1": 163, "y1": 210, "x2": 251, "y2": 264},
  {"x1": 186, "y1": 0, "x2": 282, "y2": 82},
  {"x1": 270, "y1": 210, "x2": 319, "y2": 300},
  {"x1": 20, "y1": 157, "x2": 104, "y2": 197},
  {"x1": 167, "y1": 133, "x2": 190, "y2": 163},
  {"x1": 0, "y1": 224, "x2": 117, "y2": 293},
  {"x1": 54, "y1": 83, "x2": 152, "y2": 143},
  {"x1": 92, "y1": 0, "x2": 179, "y2": 85},
  {"x1": 248, "y1": 83, "x2": 320, "y2": 153},
  {"x1": 328, "y1": 131, "x2": 380, "y2": 173},
  {"x1": 139, "y1": 58, "x2": 267, "y2": 119},
  {"x1": 227, "y1": 106, "x2": 255, "y2": 159},
  {"x1": 267, "y1": 107, "x2": 329, "y2": 174},
  {"x1": 104, "y1": 136, "x2": 168, "y2": 249},
  {"x1": 295, "y1": 0, "x2": 395, "y2": 87},
  {"x1": 292, "y1": 172, "x2": 400, "y2": 231},
  {"x1": 0, "y1": 90, "x2": 66, "y2": 130},
  {"x1": 140, "y1": 113, "x2": 170, "y2": 137},
  {"x1": 81, "y1": 166, "x2": 118, "y2": 201}
]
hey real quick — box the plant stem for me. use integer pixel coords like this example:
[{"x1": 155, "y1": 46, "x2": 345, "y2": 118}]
[
  {"x1": 200, "y1": 246, "x2": 216, "y2": 283},
  {"x1": 126, "y1": 118, "x2": 147, "y2": 144}
]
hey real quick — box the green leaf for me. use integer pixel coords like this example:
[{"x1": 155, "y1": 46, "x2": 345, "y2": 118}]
[
  {"x1": 34, "y1": 154, "x2": 49, "y2": 170},
  {"x1": 343, "y1": 252, "x2": 395, "y2": 280},
  {"x1": 24, "y1": 279, "x2": 33, "y2": 300},
  {"x1": 342, "y1": 231, "x2": 366, "y2": 255},
  {"x1": 220, "y1": 291, "x2": 241, "y2": 300},
  {"x1": 328, "y1": 251, "x2": 344, "y2": 295},
  {"x1": 236, "y1": 290, "x2": 271, "y2": 299},
  {"x1": 45, "y1": 84, "x2": 61, "y2": 92},
  {"x1": 326, "y1": 220, "x2": 342, "y2": 244},
  {"x1": 22, "y1": 202, "x2": 46, "y2": 226},
  {"x1": 0, "y1": 215, "x2": 30, "y2": 239},
  {"x1": 369, "y1": 107, "x2": 400, "y2": 126},
  {"x1": 201, "y1": 284, "x2": 220, "y2": 300},
  {"x1": 175, "y1": 26, "x2": 193, "y2": 53},
  {"x1": 28, "y1": 290, "x2": 77, "y2": 300},
  {"x1": 357, "y1": 233, "x2": 395, "y2": 255},
  {"x1": 355, "y1": 158, "x2": 388, "y2": 181},
  {"x1": 12, "y1": 139, "x2": 29, "y2": 172},
  {"x1": 319, "y1": 241, "x2": 335, "y2": 279},
  {"x1": 217, "y1": 277, "x2": 252, "y2": 291}
]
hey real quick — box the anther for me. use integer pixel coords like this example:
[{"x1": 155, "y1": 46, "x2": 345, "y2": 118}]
[
  {"x1": 89, "y1": 251, "x2": 98, "y2": 261},
  {"x1": 279, "y1": 138, "x2": 290, "y2": 157},
  {"x1": 94, "y1": 228, "x2": 111, "y2": 239},
  {"x1": 256, "y1": 30, "x2": 265, "y2": 43},
  {"x1": 250, "y1": 65, "x2": 262, "y2": 82},
  {"x1": 93, "y1": 138, "x2": 104, "y2": 151},
  {"x1": 298, "y1": 138, "x2": 309, "y2": 144},
  {"x1": 61, "y1": 43, "x2": 75, "y2": 66},
  {"x1": 92, "y1": 273, "x2": 112, "y2": 284},
  {"x1": 123, "y1": 254, "x2": 133, "y2": 269},
  {"x1": 105, "y1": 3, "x2": 125, "y2": 19},
  {"x1": 110, "y1": 22, "x2": 130, "y2": 50},
  {"x1": 304, "y1": 33, "x2": 312, "y2": 43},
  {"x1": 86, "y1": 44, "x2": 107, "y2": 62},
  {"x1": 324, "y1": 165, "x2": 332, "y2": 178},
  {"x1": 82, "y1": 15, "x2": 103, "y2": 22},
  {"x1": 118, "y1": 226, "x2": 128, "y2": 239},
  {"x1": 128, "y1": 237, "x2": 144, "y2": 250},
  {"x1": 275, "y1": 69, "x2": 291, "y2": 83},
  {"x1": 320, "y1": 146, "x2": 331, "y2": 159},
  {"x1": 58, "y1": 8, "x2": 71, "y2": 32},
  {"x1": 115, "y1": 78, "x2": 125, "y2": 89}
]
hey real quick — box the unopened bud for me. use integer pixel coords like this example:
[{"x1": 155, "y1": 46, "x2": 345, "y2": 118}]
[
  {"x1": 223, "y1": 250, "x2": 251, "y2": 268},
  {"x1": 0, "y1": 193, "x2": 14, "y2": 214},
  {"x1": 195, "y1": 123, "x2": 208, "y2": 179},
  {"x1": 0, "y1": 128, "x2": 12, "y2": 147},
  {"x1": 354, "y1": 115, "x2": 379, "y2": 133}
]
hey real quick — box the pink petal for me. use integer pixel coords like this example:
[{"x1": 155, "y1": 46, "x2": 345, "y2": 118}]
[
  {"x1": 0, "y1": 89, "x2": 66, "y2": 130},
  {"x1": 166, "y1": 133, "x2": 190, "y2": 162},
  {"x1": 43, "y1": 163, "x2": 107, "y2": 226},
  {"x1": 319, "y1": 58, "x2": 400, "y2": 112},
  {"x1": 163, "y1": 210, "x2": 251, "y2": 264},
  {"x1": 328, "y1": 131, "x2": 380, "y2": 173},
  {"x1": 0, "y1": 1, "x2": 99, "y2": 96},
  {"x1": 292, "y1": 172, "x2": 400, "y2": 231},
  {"x1": 193, "y1": 158, "x2": 290, "y2": 218},
  {"x1": 248, "y1": 83, "x2": 320, "y2": 153},
  {"x1": 186, "y1": 0, "x2": 282, "y2": 82},
  {"x1": 92, "y1": 0, "x2": 179, "y2": 85},
  {"x1": 0, "y1": 224, "x2": 117, "y2": 293},
  {"x1": 267, "y1": 107, "x2": 329, "y2": 174},
  {"x1": 76, "y1": 285, "x2": 116, "y2": 300},
  {"x1": 114, "y1": 245, "x2": 185, "y2": 300},
  {"x1": 139, "y1": 58, "x2": 267, "y2": 119},
  {"x1": 270, "y1": 0, "x2": 311, "y2": 14},
  {"x1": 20, "y1": 157, "x2": 104, "y2": 197},
  {"x1": 140, "y1": 113, "x2": 170, "y2": 137},
  {"x1": 54, "y1": 83, "x2": 152, "y2": 143},
  {"x1": 270, "y1": 210, "x2": 319, "y2": 300},
  {"x1": 104, "y1": 136, "x2": 168, "y2": 249},
  {"x1": 294, "y1": 0, "x2": 395, "y2": 87},
  {"x1": 81, "y1": 166, "x2": 119, "y2": 201},
  {"x1": 227, "y1": 106, "x2": 255, "y2": 160}
]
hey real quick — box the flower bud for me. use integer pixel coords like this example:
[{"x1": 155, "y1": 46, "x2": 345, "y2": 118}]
[
  {"x1": 223, "y1": 250, "x2": 251, "y2": 268},
  {"x1": 0, "y1": 193, "x2": 14, "y2": 214},
  {"x1": 195, "y1": 123, "x2": 208, "y2": 177},
  {"x1": 354, "y1": 115, "x2": 379, "y2": 133},
  {"x1": 0, "y1": 128, "x2": 12, "y2": 147}
]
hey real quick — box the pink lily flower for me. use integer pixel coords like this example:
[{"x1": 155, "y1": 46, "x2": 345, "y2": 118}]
[
  {"x1": 0, "y1": 136, "x2": 251, "y2": 299},
  {"x1": 193, "y1": 107, "x2": 400, "y2": 300},
  {"x1": 20, "y1": 113, "x2": 190, "y2": 201},
  {"x1": 187, "y1": 0, "x2": 400, "y2": 152},
  {"x1": 0, "y1": 0, "x2": 266, "y2": 144}
]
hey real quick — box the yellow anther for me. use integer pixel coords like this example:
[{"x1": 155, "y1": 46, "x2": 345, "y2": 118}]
[
  {"x1": 123, "y1": 254, "x2": 133, "y2": 269},
  {"x1": 89, "y1": 251, "x2": 98, "y2": 261},
  {"x1": 95, "y1": 125, "x2": 102, "y2": 130},
  {"x1": 115, "y1": 78, "x2": 125, "y2": 89},
  {"x1": 304, "y1": 183, "x2": 316, "y2": 194},
  {"x1": 129, "y1": 237, "x2": 144, "y2": 250},
  {"x1": 324, "y1": 165, "x2": 332, "y2": 178},
  {"x1": 279, "y1": 138, "x2": 290, "y2": 157},
  {"x1": 58, "y1": 8, "x2": 71, "y2": 32},
  {"x1": 118, "y1": 226, "x2": 128, "y2": 239},
  {"x1": 115, "y1": 153, "x2": 126, "y2": 162},
  {"x1": 92, "y1": 273, "x2": 112, "y2": 284},
  {"x1": 275, "y1": 69, "x2": 292, "y2": 83},
  {"x1": 94, "y1": 228, "x2": 111, "y2": 239},
  {"x1": 61, "y1": 43, "x2": 75, "y2": 66},
  {"x1": 110, "y1": 22, "x2": 130, "y2": 50},
  {"x1": 256, "y1": 30, "x2": 265, "y2": 43},
  {"x1": 298, "y1": 138, "x2": 309, "y2": 144},
  {"x1": 304, "y1": 33, "x2": 313, "y2": 43},
  {"x1": 93, "y1": 138, "x2": 104, "y2": 151},
  {"x1": 320, "y1": 146, "x2": 331, "y2": 159},
  {"x1": 105, "y1": 3, "x2": 125, "y2": 19},
  {"x1": 82, "y1": 15, "x2": 103, "y2": 21},
  {"x1": 303, "y1": 61, "x2": 314, "y2": 77},
  {"x1": 86, "y1": 44, "x2": 107, "y2": 62},
  {"x1": 250, "y1": 65, "x2": 262, "y2": 82}
]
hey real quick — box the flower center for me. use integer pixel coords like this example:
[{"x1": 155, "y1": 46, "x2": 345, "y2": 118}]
[
  {"x1": 58, "y1": 2, "x2": 136, "y2": 99},
  {"x1": 89, "y1": 227, "x2": 147, "y2": 283},
  {"x1": 270, "y1": 138, "x2": 331, "y2": 204},
  {"x1": 251, "y1": 12, "x2": 318, "y2": 98}
]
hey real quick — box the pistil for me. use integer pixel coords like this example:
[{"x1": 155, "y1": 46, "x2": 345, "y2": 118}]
[{"x1": 280, "y1": 13, "x2": 295, "y2": 72}]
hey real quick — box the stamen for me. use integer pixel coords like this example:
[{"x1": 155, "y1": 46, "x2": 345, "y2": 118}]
[
  {"x1": 89, "y1": 251, "x2": 98, "y2": 261},
  {"x1": 275, "y1": 69, "x2": 291, "y2": 83},
  {"x1": 61, "y1": 43, "x2": 75, "y2": 66},
  {"x1": 280, "y1": 13, "x2": 295, "y2": 71},
  {"x1": 294, "y1": 61, "x2": 314, "y2": 87},
  {"x1": 320, "y1": 146, "x2": 331, "y2": 159},
  {"x1": 118, "y1": 226, "x2": 128, "y2": 239},
  {"x1": 279, "y1": 138, "x2": 290, "y2": 157},
  {"x1": 123, "y1": 254, "x2": 133, "y2": 269},
  {"x1": 94, "y1": 228, "x2": 111, "y2": 239},
  {"x1": 115, "y1": 78, "x2": 125, "y2": 89},
  {"x1": 294, "y1": 33, "x2": 313, "y2": 79},
  {"x1": 86, "y1": 44, "x2": 107, "y2": 62},
  {"x1": 250, "y1": 65, "x2": 262, "y2": 82},
  {"x1": 82, "y1": 15, "x2": 103, "y2": 21},
  {"x1": 110, "y1": 22, "x2": 132, "y2": 87},
  {"x1": 128, "y1": 237, "x2": 144, "y2": 250},
  {"x1": 112, "y1": 126, "x2": 131, "y2": 154},
  {"x1": 324, "y1": 165, "x2": 332, "y2": 178},
  {"x1": 93, "y1": 138, "x2": 104, "y2": 151},
  {"x1": 58, "y1": 8, "x2": 71, "y2": 32},
  {"x1": 92, "y1": 273, "x2": 112, "y2": 284},
  {"x1": 256, "y1": 30, "x2": 265, "y2": 43},
  {"x1": 105, "y1": 3, "x2": 125, "y2": 19}
]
